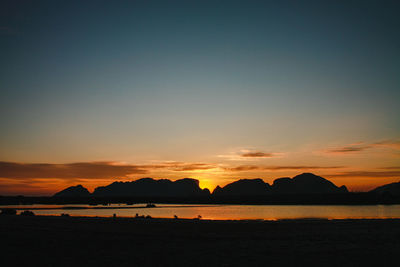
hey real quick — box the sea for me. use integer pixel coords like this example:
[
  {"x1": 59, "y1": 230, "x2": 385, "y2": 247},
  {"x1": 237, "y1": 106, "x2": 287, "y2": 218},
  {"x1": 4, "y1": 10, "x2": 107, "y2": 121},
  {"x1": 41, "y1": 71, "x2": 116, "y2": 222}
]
[{"x1": 2, "y1": 204, "x2": 400, "y2": 220}]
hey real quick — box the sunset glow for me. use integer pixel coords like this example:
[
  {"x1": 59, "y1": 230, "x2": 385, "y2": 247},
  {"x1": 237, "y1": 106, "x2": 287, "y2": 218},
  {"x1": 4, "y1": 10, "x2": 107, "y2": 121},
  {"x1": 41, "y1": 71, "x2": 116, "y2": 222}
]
[{"x1": 1, "y1": 1, "x2": 399, "y2": 196}]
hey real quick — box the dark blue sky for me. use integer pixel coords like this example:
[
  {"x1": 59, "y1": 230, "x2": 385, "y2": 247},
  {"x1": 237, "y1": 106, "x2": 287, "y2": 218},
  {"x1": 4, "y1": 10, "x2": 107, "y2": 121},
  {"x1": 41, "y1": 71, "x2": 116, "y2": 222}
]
[{"x1": 0, "y1": 0, "x2": 399, "y2": 194}]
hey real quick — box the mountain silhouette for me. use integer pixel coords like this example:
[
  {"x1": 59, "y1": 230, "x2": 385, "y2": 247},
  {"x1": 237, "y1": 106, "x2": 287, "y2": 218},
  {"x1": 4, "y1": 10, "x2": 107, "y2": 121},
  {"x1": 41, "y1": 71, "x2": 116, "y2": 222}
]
[
  {"x1": 370, "y1": 181, "x2": 400, "y2": 195},
  {"x1": 53, "y1": 173, "x2": 350, "y2": 198},
  {"x1": 212, "y1": 178, "x2": 271, "y2": 196},
  {"x1": 271, "y1": 173, "x2": 348, "y2": 194},
  {"x1": 92, "y1": 178, "x2": 210, "y2": 197},
  {"x1": 212, "y1": 173, "x2": 347, "y2": 196},
  {"x1": 53, "y1": 185, "x2": 91, "y2": 197}
]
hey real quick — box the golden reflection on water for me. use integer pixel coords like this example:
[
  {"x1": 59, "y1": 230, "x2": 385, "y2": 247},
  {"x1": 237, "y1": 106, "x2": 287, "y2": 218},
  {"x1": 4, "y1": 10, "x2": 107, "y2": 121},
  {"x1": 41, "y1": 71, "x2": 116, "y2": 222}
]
[{"x1": 4, "y1": 204, "x2": 400, "y2": 220}]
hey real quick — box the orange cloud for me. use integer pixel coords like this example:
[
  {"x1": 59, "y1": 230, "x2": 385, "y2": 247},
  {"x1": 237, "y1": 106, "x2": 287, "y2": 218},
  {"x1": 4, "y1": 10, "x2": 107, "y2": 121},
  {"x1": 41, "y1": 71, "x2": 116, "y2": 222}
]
[
  {"x1": 0, "y1": 161, "x2": 218, "y2": 180},
  {"x1": 379, "y1": 166, "x2": 400, "y2": 170},
  {"x1": 324, "y1": 139, "x2": 400, "y2": 155},
  {"x1": 142, "y1": 162, "x2": 217, "y2": 171},
  {"x1": 325, "y1": 143, "x2": 370, "y2": 154},
  {"x1": 0, "y1": 161, "x2": 148, "y2": 179},
  {"x1": 373, "y1": 140, "x2": 400, "y2": 150},
  {"x1": 225, "y1": 165, "x2": 260, "y2": 171},
  {"x1": 219, "y1": 149, "x2": 280, "y2": 161},
  {"x1": 240, "y1": 151, "x2": 275, "y2": 158},
  {"x1": 326, "y1": 171, "x2": 400, "y2": 178},
  {"x1": 225, "y1": 165, "x2": 343, "y2": 172}
]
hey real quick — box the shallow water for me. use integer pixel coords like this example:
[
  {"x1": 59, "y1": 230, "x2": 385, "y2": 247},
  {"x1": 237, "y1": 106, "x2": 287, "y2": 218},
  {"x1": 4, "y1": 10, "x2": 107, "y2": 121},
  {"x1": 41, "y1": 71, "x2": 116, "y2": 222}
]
[{"x1": 2, "y1": 204, "x2": 400, "y2": 220}]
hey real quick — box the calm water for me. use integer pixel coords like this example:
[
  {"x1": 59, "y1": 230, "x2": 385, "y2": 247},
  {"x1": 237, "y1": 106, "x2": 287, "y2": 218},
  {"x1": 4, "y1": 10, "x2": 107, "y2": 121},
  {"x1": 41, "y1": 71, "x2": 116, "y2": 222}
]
[{"x1": 3, "y1": 204, "x2": 400, "y2": 220}]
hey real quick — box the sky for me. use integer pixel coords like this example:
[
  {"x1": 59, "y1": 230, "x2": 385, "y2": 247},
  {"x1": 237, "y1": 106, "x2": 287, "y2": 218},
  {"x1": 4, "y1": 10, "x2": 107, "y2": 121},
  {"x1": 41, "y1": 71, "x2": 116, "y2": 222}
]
[{"x1": 0, "y1": 0, "x2": 399, "y2": 196}]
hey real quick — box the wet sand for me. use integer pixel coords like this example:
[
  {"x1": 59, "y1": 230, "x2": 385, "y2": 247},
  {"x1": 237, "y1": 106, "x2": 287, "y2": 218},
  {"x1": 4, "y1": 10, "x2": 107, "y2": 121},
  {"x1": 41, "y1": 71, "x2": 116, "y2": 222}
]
[{"x1": 1, "y1": 215, "x2": 399, "y2": 266}]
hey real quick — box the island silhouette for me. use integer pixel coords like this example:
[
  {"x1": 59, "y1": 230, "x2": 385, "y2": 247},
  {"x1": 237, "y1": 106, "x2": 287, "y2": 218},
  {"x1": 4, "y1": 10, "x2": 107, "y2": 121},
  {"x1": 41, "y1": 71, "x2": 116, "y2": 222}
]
[
  {"x1": 42, "y1": 173, "x2": 400, "y2": 205},
  {"x1": 1, "y1": 173, "x2": 399, "y2": 205},
  {"x1": 54, "y1": 173, "x2": 347, "y2": 197}
]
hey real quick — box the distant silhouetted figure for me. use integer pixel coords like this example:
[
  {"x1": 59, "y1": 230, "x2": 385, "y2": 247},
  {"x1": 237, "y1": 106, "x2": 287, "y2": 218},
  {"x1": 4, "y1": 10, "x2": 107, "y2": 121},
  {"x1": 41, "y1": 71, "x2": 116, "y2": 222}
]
[
  {"x1": 20, "y1": 210, "x2": 35, "y2": 216},
  {"x1": 174, "y1": 215, "x2": 178, "y2": 219}
]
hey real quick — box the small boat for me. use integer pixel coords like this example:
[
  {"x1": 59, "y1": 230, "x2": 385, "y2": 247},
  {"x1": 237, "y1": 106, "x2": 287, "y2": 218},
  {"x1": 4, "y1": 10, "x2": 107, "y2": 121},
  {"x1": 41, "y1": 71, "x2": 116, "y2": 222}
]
[{"x1": 146, "y1": 203, "x2": 156, "y2": 208}]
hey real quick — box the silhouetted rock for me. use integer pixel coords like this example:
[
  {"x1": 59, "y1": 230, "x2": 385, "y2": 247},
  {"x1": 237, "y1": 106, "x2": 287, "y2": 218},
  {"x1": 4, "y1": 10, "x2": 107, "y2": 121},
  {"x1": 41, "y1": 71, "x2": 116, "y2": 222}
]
[
  {"x1": 212, "y1": 178, "x2": 271, "y2": 196},
  {"x1": 1, "y1": 208, "x2": 17, "y2": 215},
  {"x1": 211, "y1": 174, "x2": 347, "y2": 196},
  {"x1": 202, "y1": 188, "x2": 211, "y2": 195},
  {"x1": 92, "y1": 178, "x2": 210, "y2": 197},
  {"x1": 271, "y1": 177, "x2": 293, "y2": 193},
  {"x1": 212, "y1": 185, "x2": 222, "y2": 195},
  {"x1": 272, "y1": 173, "x2": 348, "y2": 194},
  {"x1": 339, "y1": 185, "x2": 348, "y2": 192},
  {"x1": 370, "y1": 182, "x2": 400, "y2": 195},
  {"x1": 53, "y1": 185, "x2": 91, "y2": 197},
  {"x1": 53, "y1": 173, "x2": 349, "y2": 199},
  {"x1": 20, "y1": 210, "x2": 35, "y2": 216}
]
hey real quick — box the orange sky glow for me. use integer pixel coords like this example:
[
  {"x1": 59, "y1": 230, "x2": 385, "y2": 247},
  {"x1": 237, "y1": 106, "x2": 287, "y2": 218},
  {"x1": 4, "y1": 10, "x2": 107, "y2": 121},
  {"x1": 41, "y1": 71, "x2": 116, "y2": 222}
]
[{"x1": 1, "y1": 140, "x2": 399, "y2": 196}]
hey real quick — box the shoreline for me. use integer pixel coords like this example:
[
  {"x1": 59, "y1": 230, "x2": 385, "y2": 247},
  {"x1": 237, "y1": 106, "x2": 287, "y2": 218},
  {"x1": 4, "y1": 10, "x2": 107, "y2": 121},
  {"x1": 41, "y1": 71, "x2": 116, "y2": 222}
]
[
  {"x1": 3, "y1": 192, "x2": 400, "y2": 206},
  {"x1": 4, "y1": 213, "x2": 400, "y2": 222},
  {"x1": 13, "y1": 213, "x2": 400, "y2": 220},
  {"x1": 3, "y1": 204, "x2": 400, "y2": 221}
]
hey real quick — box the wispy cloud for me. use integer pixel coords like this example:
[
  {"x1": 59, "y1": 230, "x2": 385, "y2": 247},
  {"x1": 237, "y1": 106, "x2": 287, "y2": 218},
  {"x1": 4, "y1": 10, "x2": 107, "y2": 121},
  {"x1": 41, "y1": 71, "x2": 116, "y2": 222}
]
[
  {"x1": 225, "y1": 165, "x2": 260, "y2": 171},
  {"x1": 373, "y1": 140, "x2": 400, "y2": 150},
  {"x1": 142, "y1": 162, "x2": 217, "y2": 172},
  {"x1": 327, "y1": 171, "x2": 400, "y2": 178},
  {"x1": 218, "y1": 149, "x2": 280, "y2": 161},
  {"x1": 224, "y1": 165, "x2": 343, "y2": 172},
  {"x1": 379, "y1": 166, "x2": 400, "y2": 170},
  {"x1": 240, "y1": 151, "x2": 275, "y2": 158},
  {"x1": 325, "y1": 142, "x2": 370, "y2": 154},
  {"x1": 0, "y1": 161, "x2": 218, "y2": 179},
  {"x1": 0, "y1": 161, "x2": 148, "y2": 179},
  {"x1": 324, "y1": 139, "x2": 400, "y2": 155}
]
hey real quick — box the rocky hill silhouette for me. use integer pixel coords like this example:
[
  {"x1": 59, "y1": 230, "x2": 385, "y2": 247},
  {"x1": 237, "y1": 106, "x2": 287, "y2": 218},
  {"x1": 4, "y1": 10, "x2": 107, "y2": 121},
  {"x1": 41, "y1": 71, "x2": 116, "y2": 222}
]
[
  {"x1": 213, "y1": 178, "x2": 271, "y2": 196},
  {"x1": 272, "y1": 173, "x2": 348, "y2": 194},
  {"x1": 53, "y1": 185, "x2": 91, "y2": 197},
  {"x1": 92, "y1": 178, "x2": 210, "y2": 197},
  {"x1": 213, "y1": 173, "x2": 347, "y2": 196},
  {"x1": 54, "y1": 173, "x2": 350, "y2": 197},
  {"x1": 370, "y1": 181, "x2": 400, "y2": 195}
]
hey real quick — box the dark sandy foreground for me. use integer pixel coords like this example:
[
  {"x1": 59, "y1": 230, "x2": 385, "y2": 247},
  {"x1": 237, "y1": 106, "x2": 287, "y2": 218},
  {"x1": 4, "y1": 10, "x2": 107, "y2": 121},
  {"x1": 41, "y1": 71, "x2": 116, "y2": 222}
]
[{"x1": 1, "y1": 215, "x2": 399, "y2": 267}]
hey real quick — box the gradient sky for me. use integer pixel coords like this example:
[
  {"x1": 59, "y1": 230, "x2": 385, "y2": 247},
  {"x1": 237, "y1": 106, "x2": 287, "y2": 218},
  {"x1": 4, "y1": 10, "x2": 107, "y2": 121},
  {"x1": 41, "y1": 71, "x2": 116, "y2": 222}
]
[{"x1": 1, "y1": 0, "x2": 399, "y2": 195}]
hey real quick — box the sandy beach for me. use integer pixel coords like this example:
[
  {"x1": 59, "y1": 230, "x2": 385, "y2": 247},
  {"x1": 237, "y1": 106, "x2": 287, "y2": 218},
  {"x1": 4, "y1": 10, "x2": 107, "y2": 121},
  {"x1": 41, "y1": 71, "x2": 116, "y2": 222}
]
[{"x1": 1, "y1": 215, "x2": 399, "y2": 266}]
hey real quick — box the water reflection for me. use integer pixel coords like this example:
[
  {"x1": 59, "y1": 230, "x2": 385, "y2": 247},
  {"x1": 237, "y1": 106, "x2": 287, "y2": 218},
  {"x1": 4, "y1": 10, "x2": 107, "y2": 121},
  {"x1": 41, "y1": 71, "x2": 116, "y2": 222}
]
[{"x1": 2, "y1": 204, "x2": 400, "y2": 220}]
